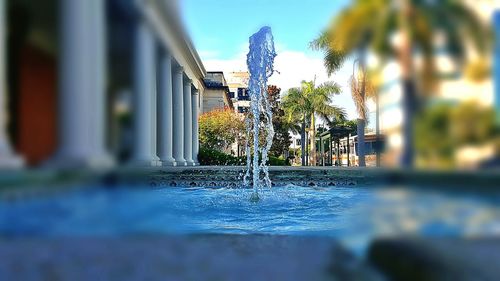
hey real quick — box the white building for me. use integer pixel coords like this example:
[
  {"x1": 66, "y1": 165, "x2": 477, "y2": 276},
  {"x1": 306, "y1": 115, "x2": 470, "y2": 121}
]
[
  {"x1": 226, "y1": 71, "x2": 250, "y2": 114},
  {"x1": 0, "y1": 0, "x2": 206, "y2": 168}
]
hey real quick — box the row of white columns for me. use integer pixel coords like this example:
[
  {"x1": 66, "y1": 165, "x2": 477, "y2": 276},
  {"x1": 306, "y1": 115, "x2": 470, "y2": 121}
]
[
  {"x1": 132, "y1": 18, "x2": 200, "y2": 167},
  {"x1": 0, "y1": 0, "x2": 200, "y2": 168}
]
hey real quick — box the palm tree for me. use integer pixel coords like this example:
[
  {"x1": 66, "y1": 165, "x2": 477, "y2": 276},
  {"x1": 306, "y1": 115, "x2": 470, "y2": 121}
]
[
  {"x1": 311, "y1": 32, "x2": 371, "y2": 167},
  {"x1": 282, "y1": 80, "x2": 346, "y2": 166},
  {"x1": 282, "y1": 87, "x2": 308, "y2": 165},
  {"x1": 313, "y1": 0, "x2": 489, "y2": 168},
  {"x1": 349, "y1": 61, "x2": 378, "y2": 166}
]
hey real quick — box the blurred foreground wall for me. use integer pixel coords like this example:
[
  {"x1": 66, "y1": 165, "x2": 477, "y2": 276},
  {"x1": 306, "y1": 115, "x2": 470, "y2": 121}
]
[{"x1": 367, "y1": 1, "x2": 500, "y2": 169}]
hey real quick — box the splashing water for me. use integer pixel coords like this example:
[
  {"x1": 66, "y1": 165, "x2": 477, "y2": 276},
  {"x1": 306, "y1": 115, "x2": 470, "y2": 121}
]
[{"x1": 243, "y1": 27, "x2": 277, "y2": 201}]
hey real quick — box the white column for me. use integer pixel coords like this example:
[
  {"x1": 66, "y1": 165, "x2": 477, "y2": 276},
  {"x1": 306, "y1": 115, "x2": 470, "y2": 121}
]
[
  {"x1": 0, "y1": 0, "x2": 22, "y2": 168},
  {"x1": 172, "y1": 66, "x2": 186, "y2": 166},
  {"x1": 191, "y1": 87, "x2": 200, "y2": 165},
  {"x1": 157, "y1": 51, "x2": 176, "y2": 166},
  {"x1": 55, "y1": 0, "x2": 90, "y2": 165},
  {"x1": 131, "y1": 18, "x2": 160, "y2": 166},
  {"x1": 183, "y1": 78, "x2": 194, "y2": 166},
  {"x1": 50, "y1": 0, "x2": 112, "y2": 168},
  {"x1": 88, "y1": 0, "x2": 113, "y2": 167}
]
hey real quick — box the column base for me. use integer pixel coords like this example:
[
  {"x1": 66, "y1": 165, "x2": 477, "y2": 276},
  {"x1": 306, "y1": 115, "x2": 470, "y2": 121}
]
[
  {"x1": 161, "y1": 161, "x2": 177, "y2": 167},
  {"x1": 174, "y1": 161, "x2": 187, "y2": 166},
  {"x1": 128, "y1": 152, "x2": 162, "y2": 167},
  {"x1": 193, "y1": 162, "x2": 200, "y2": 166},
  {"x1": 88, "y1": 153, "x2": 115, "y2": 168},
  {"x1": 185, "y1": 160, "x2": 195, "y2": 166},
  {"x1": 0, "y1": 154, "x2": 24, "y2": 169},
  {"x1": 45, "y1": 152, "x2": 114, "y2": 169},
  {"x1": 159, "y1": 156, "x2": 176, "y2": 166},
  {"x1": 129, "y1": 159, "x2": 162, "y2": 167}
]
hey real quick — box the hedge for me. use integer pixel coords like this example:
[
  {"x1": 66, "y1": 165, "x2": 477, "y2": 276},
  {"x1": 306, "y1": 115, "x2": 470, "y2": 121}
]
[{"x1": 199, "y1": 147, "x2": 289, "y2": 166}]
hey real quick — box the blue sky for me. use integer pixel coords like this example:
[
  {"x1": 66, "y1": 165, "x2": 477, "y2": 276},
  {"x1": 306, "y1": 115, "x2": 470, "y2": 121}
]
[
  {"x1": 181, "y1": 0, "x2": 357, "y2": 119},
  {"x1": 181, "y1": 0, "x2": 348, "y2": 59}
]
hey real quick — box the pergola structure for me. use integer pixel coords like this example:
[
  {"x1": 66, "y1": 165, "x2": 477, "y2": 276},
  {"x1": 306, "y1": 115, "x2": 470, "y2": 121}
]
[{"x1": 317, "y1": 126, "x2": 353, "y2": 167}]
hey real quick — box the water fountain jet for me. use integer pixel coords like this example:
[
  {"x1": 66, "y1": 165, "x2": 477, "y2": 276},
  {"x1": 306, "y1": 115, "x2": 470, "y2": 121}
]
[{"x1": 244, "y1": 26, "x2": 277, "y2": 201}]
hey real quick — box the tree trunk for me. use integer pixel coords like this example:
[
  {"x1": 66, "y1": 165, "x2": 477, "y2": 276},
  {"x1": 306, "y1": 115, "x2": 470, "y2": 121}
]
[
  {"x1": 305, "y1": 127, "x2": 309, "y2": 166},
  {"x1": 400, "y1": 0, "x2": 416, "y2": 168},
  {"x1": 310, "y1": 113, "x2": 316, "y2": 166},
  {"x1": 375, "y1": 90, "x2": 381, "y2": 167},
  {"x1": 357, "y1": 51, "x2": 367, "y2": 167},
  {"x1": 356, "y1": 118, "x2": 366, "y2": 166},
  {"x1": 301, "y1": 115, "x2": 306, "y2": 166},
  {"x1": 401, "y1": 79, "x2": 417, "y2": 167}
]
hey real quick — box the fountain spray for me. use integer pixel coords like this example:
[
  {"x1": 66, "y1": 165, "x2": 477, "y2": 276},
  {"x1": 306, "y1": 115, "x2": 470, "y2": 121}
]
[{"x1": 244, "y1": 27, "x2": 277, "y2": 201}]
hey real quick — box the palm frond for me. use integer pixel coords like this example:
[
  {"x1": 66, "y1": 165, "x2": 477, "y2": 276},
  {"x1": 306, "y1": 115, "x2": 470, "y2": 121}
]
[
  {"x1": 318, "y1": 105, "x2": 347, "y2": 126},
  {"x1": 440, "y1": 1, "x2": 492, "y2": 56},
  {"x1": 318, "y1": 81, "x2": 342, "y2": 95},
  {"x1": 350, "y1": 74, "x2": 368, "y2": 121},
  {"x1": 324, "y1": 49, "x2": 348, "y2": 75},
  {"x1": 310, "y1": 31, "x2": 330, "y2": 50}
]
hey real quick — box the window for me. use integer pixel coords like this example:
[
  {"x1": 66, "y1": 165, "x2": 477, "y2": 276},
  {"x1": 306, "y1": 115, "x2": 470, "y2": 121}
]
[
  {"x1": 355, "y1": 140, "x2": 385, "y2": 156},
  {"x1": 238, "y1": 106, "x2": 249, "y2": 113},
  {"x1": 237, "y1": 88, "x2": 250, "y2": 101}
]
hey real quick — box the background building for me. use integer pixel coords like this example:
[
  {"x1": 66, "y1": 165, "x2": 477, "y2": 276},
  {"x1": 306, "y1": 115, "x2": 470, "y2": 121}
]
[
  {"x1": 202, "y1": 71, "x2": 233, "y2": 113},
  {"x1": 226, "y1": 71, "x2": 250, "y2": 114}
]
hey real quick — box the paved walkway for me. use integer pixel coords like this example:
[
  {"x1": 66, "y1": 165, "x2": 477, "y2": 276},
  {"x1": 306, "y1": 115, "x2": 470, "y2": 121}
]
[{"x1": 0, "y1": 235, "x2": 383, "y2": 281}]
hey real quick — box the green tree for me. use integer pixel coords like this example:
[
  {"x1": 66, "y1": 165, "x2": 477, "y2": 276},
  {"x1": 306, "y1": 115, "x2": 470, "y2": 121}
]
[
  {"x1": 268, "y1": 85, "x2": 292, "y2": 157},
  {"x1": 282, "y1": 87, "x2": 308, "y2": 165},
  {"x1": 282, "y1": 80, "x2": 346, "y2": 166},
  {"x1": 199, "y1": 108, "x2": 245, "y2": 152},
  {"x1": 450, "y1": 102, "x2": 496, "y2": 146},
  {"x1": 415, "y1": 104, "x2": 454, "y2": 168},
  {"x1": 415, "y1": 101, "x2": 496, "y2": 168},
  {"x1": 312, "y1": 0, "x2": 489, "y2": 168}
]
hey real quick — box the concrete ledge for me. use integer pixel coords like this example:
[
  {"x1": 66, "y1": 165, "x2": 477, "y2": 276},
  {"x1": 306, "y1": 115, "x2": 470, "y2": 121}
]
[
  {"x1": 1, "y1": 166, "x2": 500, "y2": 199},
  {"x1": 0, "y1": 235, "x2": 383, "y2": 281},
  {"x1": 368, "y1": 237, "x2": 500, "y2": 281}
]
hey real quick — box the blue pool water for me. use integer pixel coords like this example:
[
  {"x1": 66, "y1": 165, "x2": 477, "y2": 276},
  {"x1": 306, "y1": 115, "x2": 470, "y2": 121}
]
[{"x1": 1, "y1": 185, "x2": 500, "y2": 254}]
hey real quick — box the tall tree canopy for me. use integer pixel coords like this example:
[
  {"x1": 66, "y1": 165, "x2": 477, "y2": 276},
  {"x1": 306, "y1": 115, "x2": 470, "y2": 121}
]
[
  {"x1": 267, "y1": 85, "x2": 292, "y2": 157},
  {"x1": 312, "y1": 0, "x2": 490, "y2": 167},
  {"x1": 282, "y1": 80, "x2": 346, "y2": 165}
]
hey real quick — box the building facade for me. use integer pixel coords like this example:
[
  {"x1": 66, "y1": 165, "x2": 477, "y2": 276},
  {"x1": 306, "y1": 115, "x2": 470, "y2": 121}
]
[
  {"x1": 0, "y1": 0, "x2": 205, "y2": 168},
  {"x1": 226, "y1": 71, "x2": 250, "y2": 114},
  {"x1": 202, "y1": 72, "x2": 233, "y2": 113}
]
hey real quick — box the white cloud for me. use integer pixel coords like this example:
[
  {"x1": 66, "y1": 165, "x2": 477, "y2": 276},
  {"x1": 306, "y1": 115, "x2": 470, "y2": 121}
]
[
  {"x1": 202, "y1": 47, "x2": 357, "y2": 119},
  {"x1": 270, "y1": 50, "x2": 329, "y2": 90},
  {"x1": 198, "y1": 50, "x2": 221, "y2": 60}
]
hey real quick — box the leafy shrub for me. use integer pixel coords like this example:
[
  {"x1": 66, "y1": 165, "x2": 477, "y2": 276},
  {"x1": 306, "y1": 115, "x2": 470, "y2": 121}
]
[
  {"x1": 415, "y1": 101, "x2": 497, "y2": 168},
  {"x1": 198, "y1": 147, "x2": 245, "y2": 166},
  {"x1": 199, "y1": 147, "x2": 290, "y2": 166},
  {"x1": 268, "y1": 155, "x2": 289, "y2": 166}
]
